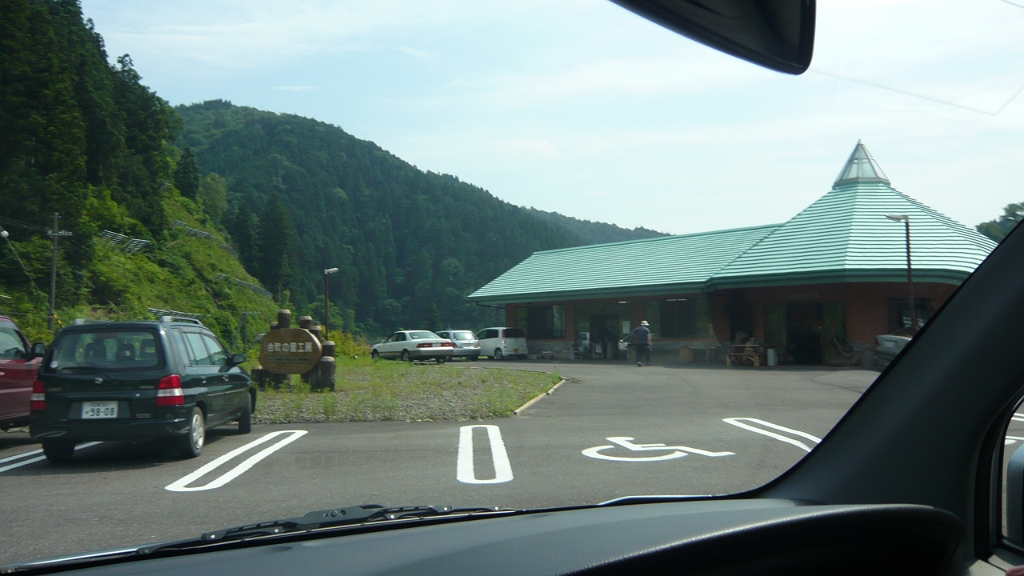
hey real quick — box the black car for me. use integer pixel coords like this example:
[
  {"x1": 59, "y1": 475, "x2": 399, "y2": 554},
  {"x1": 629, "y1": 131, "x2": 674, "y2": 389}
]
[{"x1": 30, "y1": 317, "x2": 254, "y2": 462}]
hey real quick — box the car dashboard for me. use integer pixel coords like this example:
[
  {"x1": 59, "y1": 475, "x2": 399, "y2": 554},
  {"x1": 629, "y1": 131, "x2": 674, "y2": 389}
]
[{"x1": 42, "y1": 499, "x2": 965, "y2": 576}]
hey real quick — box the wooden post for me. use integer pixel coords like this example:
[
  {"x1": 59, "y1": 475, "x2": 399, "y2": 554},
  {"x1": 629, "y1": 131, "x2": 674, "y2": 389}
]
[
  {"x1": 298, "y1": 316, "x2": 314, "y2": 329},
  {"x1": 277, "y1": 309, "x2": 292, "y2": 329}
]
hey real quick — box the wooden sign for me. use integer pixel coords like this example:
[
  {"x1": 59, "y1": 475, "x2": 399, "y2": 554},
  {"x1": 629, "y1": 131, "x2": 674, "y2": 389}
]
[{"x1": 259, "y1": 328, "x2": 323, "y2": 374}]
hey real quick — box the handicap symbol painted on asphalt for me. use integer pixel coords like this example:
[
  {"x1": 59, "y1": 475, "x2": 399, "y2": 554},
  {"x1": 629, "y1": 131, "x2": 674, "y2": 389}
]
[{"x1": 581, "y1": 437, "x2": 734, "y2": 462}]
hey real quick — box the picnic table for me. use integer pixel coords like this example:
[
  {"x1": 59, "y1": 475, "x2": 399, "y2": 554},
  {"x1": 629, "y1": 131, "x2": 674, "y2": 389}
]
[{"x1": 725, "y1": 343, "x2": 767, "y2": 367}]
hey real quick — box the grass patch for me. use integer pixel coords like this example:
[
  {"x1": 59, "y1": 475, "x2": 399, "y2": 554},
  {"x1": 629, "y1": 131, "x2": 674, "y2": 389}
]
[{"x1": 254, "y1": 359, "x2": 562, "y2": 424}]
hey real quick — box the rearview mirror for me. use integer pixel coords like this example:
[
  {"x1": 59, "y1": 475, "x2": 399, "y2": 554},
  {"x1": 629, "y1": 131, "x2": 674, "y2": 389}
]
[
  {"x1": 31, "y1": 342, "x2": 47, "y2": 359},
  {"x1": 229, "y1": 353, "x2": 247, "y2": 366},
  {"x1": 611, "y1": 0, "x2": 815, "y2": 75}
]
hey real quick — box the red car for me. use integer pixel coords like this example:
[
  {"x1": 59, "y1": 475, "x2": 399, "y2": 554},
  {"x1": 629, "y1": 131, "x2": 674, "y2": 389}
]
[{"x1": 0, "y1": 316, "x2": 45, "y2": 431}]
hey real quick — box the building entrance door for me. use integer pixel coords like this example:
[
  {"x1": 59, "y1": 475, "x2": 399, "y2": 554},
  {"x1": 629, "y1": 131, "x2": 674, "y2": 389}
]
[
  {"x1": 589, "y1": 315, "x2": 620, "y2": 360},
  {"x1": 786, "y1": 303, "x2": 823, "y2": 365}
]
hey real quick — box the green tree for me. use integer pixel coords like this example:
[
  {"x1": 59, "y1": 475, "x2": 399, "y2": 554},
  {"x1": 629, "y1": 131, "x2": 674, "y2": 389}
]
[
  {"x1": 426, "y1": 302, "x2": 441, "y2": 333},
  {"x1": 256, "y1": 193, "x2": 296, "y2": 297},
  {"x1": 231, "y1": 202, "x2": 258, "y2": 272},
  {"x1": 174, "y1": 146, "x2": 199, "y2": 201},
  {"x1": 199, "y1": 172, "x2": 228, "y2": 222},
  {"x1": 976, "y1": 202, "x2": 1024, "y2": 242}
]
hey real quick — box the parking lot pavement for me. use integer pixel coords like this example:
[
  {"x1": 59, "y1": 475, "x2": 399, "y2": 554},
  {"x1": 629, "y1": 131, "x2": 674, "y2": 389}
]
[{"x1": 0, "y1": 363, "x2": 878, "y2": 566}]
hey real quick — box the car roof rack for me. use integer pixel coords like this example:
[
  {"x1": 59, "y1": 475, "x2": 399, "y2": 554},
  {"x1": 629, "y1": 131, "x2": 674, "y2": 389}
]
[{"x1": 160, "y1": 316, "x2": 204, "y2": 326}]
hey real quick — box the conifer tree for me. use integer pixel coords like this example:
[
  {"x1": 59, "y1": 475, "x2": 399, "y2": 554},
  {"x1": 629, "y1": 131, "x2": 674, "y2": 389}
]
[
  {"x1": 174, "y1": 146, "x2": 199, "y2": 201},
  {"x1": 256, "y1": 193, "x2": 296, "y2": 297},
  {"x1": 426, "y1": 302, "x2": 442, "y2": 333}
]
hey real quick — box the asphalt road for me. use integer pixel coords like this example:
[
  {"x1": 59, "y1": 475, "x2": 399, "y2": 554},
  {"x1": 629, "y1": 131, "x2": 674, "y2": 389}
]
[{"x1": 1, "y1": 362, "x2": 885, "y2": 565}]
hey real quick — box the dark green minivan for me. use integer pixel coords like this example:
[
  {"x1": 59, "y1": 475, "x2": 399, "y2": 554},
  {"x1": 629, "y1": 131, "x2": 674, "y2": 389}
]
[{"x1": 30, "y1": 317, "x2": 255, "y2": 463}]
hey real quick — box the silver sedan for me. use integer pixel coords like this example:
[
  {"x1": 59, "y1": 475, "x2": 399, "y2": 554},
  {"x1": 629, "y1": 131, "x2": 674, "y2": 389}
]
[
  {"x1": 371, "y1": 330, "x2": 455, "y2": 363},
  {"x1": 435, "y1": 330, "x2": 480, "y2": 360}
]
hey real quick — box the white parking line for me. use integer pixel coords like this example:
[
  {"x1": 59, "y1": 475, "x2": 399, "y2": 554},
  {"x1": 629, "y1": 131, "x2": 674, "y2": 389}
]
[
  {"x1": 0, "y1": 442, "x2": 103, "y2": 474},
  {"x1": 723, "y1": 418, "x2": 821, "y2": 452},
  {"x1": 165, "y1": 430, "x2": 307, "y2": 492},
  {"x1": 457, "y1": 425, "x2": 513, "y2": 484}
]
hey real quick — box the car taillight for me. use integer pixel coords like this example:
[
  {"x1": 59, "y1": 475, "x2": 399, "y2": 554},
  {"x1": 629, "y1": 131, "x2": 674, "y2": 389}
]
[
  {"x1": 156, "y1": 374, "x2": 184, "y2": 406},
  {"x1": 417, "y1": 343, "x2": 433, "y2": 348},
  {"x1": 30, "y1": 380, "x2": 45, "y2": 411},
  {"x1": 440, "y1": 341, "x2": 455, "y2": 347}
]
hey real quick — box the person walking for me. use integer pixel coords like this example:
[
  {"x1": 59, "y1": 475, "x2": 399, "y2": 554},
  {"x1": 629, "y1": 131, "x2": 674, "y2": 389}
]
[{"x1": 632, "y1": 320, "x2": 652, "y2": 367}]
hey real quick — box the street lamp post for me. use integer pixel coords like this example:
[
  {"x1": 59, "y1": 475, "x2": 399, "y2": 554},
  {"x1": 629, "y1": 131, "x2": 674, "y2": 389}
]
[
  {"x1": 884, "y1": 214, "x2": 918, "y2": 331},
  {"x1": 323, "y1": 268, "x2": 339, "y2": 336}
]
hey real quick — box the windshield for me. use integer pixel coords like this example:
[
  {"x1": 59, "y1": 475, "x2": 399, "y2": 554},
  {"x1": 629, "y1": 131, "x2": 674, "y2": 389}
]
[
  {"x1": 0, "y1": 0, "x2": 1020, "y2": 567},
  {"x1": 48, "y1": 330, "x2": 162, "y2": 371}
]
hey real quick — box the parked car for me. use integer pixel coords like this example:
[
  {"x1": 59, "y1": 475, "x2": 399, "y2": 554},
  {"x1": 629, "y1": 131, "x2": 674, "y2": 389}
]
[
  {"x1": 370, "y1": 330, "x2": 455, "y2": 363},
  {"x1": 435, "y1": 330, "x2": 480, "y2": 360},
  {"x1": 0, "y1": 315, "x2": 46, "y2": 431},
  {"x1": 30, "y1": 316, "x2": 254, "y2": 462},
  {"x1": 477, "y1": 327, "x2": 527, "y2": 360},
  {"x1": 872, "y1": 334, "x2": 912, "y2": 371}
]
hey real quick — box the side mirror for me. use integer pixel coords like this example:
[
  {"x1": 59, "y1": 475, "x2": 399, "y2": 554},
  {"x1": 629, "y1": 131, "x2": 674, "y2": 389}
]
[
  {"x1": 31, "y1": 342, "x2": 47, "y2": 359},
  {"x1": 1006, "y1": 441, "x2": 1024, "y2": 546},
  {"x1": 229, "y1": 353, "x2": 247, "y2": 366}
]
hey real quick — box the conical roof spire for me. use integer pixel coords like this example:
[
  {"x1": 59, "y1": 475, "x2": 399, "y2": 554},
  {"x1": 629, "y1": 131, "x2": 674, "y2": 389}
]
[{"x1": 834, "y1": 140, "x2": 889, "y2": 187}]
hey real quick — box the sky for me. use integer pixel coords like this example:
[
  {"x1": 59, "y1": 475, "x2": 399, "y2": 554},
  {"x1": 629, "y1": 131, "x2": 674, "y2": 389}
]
[{"x1": 79, "y1": 0, "x2": 1024, "y2": 235}]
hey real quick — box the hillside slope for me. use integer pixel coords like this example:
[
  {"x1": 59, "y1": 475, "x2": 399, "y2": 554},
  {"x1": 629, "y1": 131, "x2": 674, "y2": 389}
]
[
  {"x1": 0, "y1": 0, "x2": 276, "y2": 344},
  {"x1": 527, "y1": 208, "x2": 666, "y2": 245},
  {"x1": 177, "y1": 101, "x2": 580, "y2": 333}
]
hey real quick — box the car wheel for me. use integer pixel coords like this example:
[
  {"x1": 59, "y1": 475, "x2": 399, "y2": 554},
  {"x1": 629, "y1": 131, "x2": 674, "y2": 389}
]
[
  {"x1": 42, "y1": 440, "x2": 76, "y2": 464},
  {"x1": 494, "y1": 349, "x2": 503, "y2": 361},
  {"x1": 179, "y1": 407, "x2": 206, "y2": 458},
  {"x1": 401, "y1": 349, "x2": 411, "y2": 362},
  {"x1": 470, "y1": 355, "x2": 478, "y2": 361},
  {"x1": 238, "y1": 396, "x2": 253, "y2": 435},
  {"x1": 371, "y1": 349, "x2": 380, "y2": 360}
]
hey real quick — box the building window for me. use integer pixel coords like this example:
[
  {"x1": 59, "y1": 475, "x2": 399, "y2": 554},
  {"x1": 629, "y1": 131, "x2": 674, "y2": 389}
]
[
  {"x1": 526, "y1": 305, "x2": 565, "y2": 339},
  {"x1": 643, "y1": 301, "x2": 660, "y2": 336},
  {"x1": 660, "y1": 299, "x2": 698, "y2": 338},
  {"x1": 887, "y1": 298, "x2": 932, "y2": 333}
]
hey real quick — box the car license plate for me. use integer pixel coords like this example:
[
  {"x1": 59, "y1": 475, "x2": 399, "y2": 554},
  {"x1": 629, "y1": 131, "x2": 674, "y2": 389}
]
[
  {"x1": 82, "y1": 401, "x2": 118, "y2": 419},
  {"x1": 513, "y1": 349, "x2": 520, "y2": 353}
]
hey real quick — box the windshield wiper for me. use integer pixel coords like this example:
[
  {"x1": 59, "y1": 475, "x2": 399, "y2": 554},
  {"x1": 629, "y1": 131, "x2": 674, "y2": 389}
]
[
  {"x1": 57, "y1": 364, "x2": 116, "y2": 381},
  {"x1": 1, "y1": 504, "x2": 513, "y2": 574},
  {"x1": 175, "y1": 503, "x2": 510, "y2": 546}
]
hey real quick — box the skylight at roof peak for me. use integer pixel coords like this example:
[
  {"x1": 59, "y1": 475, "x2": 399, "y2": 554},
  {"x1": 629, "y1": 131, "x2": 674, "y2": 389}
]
[{"x1": 834, "y1": 140, "x2": 890, "y2": 187}]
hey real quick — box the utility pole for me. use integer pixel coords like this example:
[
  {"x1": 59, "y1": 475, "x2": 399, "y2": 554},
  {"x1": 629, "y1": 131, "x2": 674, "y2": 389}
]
[
  {"x1": 46, "y1": 213, "x2": 72, "y2": 330},
  {"x1": 885, "y1": 214, "x2": 918, "y2": 331},
  {"x1": 240, "y1": 311, "x2": 259, "y2": 350},
  {"x1": 324, "y1": 268, "x2": 339, "y2": 336}
]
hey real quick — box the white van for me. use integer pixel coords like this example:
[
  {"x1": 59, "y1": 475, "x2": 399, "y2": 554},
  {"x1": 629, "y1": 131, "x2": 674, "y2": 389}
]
[{"x1": 477, "y1": 327, "x2": 527, "y2": 360}]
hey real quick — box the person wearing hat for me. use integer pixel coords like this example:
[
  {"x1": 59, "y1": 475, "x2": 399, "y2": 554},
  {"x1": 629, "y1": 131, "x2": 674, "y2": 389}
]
[{"x1": 632, "y1": 320, "x2": 652, "y2": 367}]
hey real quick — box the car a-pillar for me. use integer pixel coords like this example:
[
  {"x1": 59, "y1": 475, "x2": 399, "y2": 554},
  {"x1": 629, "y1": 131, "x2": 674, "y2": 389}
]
[{"x1": 251, "y1": 309, "x2": 336, "y2": 391}]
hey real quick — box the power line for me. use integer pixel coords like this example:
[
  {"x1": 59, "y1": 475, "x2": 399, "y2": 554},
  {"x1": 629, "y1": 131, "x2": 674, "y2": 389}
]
[{"x1": 0, "y1": 215, "x2": 50, "y2": 233}]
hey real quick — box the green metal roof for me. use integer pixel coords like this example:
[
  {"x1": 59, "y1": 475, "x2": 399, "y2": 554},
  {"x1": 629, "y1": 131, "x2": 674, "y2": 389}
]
[
  {"x1": 467, "y1": 224, "x2": 780, "y2": 304},
  {"x1": 470, "y1": 142, "x2": 997, "y2": 304},
  {"x1": 710, "y1": 144, "x2": 996, "y2": 289}
]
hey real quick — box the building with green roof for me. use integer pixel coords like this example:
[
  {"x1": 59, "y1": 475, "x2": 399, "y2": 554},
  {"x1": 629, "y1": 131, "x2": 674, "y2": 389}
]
[{"x1": 467, "y1": 142, "x2": 997, "y2": 365}]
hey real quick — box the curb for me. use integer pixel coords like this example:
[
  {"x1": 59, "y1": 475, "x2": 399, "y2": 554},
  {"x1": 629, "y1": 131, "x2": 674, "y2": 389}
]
[{"x1": 513, "y1": 378, "x2": 567, "y2": 416}]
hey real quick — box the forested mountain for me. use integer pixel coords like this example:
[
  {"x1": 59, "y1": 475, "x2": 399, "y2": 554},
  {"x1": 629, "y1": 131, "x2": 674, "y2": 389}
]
[
  {"x1": 0, "y1": 0, "x2": 276, "y2": 342},
  {"x1": 178, "y1": 101, "x2": 595, "y2": 334},
  {"x1": 526, "y1": 208, "x2": 666, "y2": 245}
]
